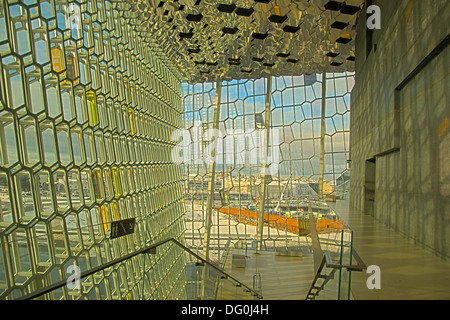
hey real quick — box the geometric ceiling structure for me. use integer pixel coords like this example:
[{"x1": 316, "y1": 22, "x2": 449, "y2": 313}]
[{"x1": 127, "y1": 0, "x2": 364, "y2": 83}]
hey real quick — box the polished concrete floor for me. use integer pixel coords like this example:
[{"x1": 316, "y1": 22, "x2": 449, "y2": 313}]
[
  {"x1": 219, "y1": 247, "x2": 315, "y2": 300},
  {"x1": 329, "y1": 200, "x2": 450, "y2": 300},
  {"x1": 216, "y1": 199, "x2": 450, "y2": 300}
]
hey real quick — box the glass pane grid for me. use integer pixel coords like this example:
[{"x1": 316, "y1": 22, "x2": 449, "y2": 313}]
[
  {"x1": 181, "y1": 73, "x2": 354, "y2": 262},
  {"x1": 0, "y1": 0, "x2": 186, "y2": 300}
]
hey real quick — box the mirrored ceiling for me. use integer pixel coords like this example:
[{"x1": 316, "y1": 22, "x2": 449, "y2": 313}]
[{"x1": 127, "y1": 0, "x2": 364, "y2": 83}]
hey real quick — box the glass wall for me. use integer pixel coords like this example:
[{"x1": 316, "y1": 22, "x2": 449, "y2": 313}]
[
  {"x1": 0, "y1": 0, "x2": 186, "y2": 300},
  {"x1": 179, "y1": 73, "x2": 354, "y2": 259}
]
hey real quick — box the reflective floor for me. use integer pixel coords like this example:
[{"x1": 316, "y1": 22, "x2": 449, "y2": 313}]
[
  {"x1": 219, "y1": 248, "x2": 314, "y2": 300},
  {"x1": 215, "y1": 199, "x2": 450, "y2": 300},
  {"x1": 329, "y1": 200, "x2": 450, "y2": 300}
]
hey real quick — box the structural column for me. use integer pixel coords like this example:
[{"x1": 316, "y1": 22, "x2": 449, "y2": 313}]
[
  {"x1": 318, "y1": 72, "x2": 327, "y2": 199},
  {"x1": 256, "y1": 77, "x2": 273, "y2": 252},
  {"x1": 202, "y1": 80, "x2": 222, "y2": 261}
]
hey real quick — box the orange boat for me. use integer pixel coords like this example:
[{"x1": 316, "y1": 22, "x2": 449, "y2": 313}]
[{"x1": 213, "y1": 206, "x2": 345, "y2": 236}]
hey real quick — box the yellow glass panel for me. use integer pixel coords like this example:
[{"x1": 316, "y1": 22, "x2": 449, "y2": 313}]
[
  {"x1": 86, "y1": 90, "x2": 99, "y2": 127},
  {"x1": 405, "y1": 1, "x2": 414, "y2": 20},
  {"x1": 51, "y1": 47, "x2": 63, "y2": 73},
  {"x1": 274, "y1": 6, "x2": 281, "y2": 16},
  {"x1": 128, "y1": 108, "x2": 136, "y2": 135},
  {"x1": 112, "y1": 166, "x2": 122, "y2": 198},
  {"x1": 101, "y1": 205, "x2": 109, "y2": 232},
  {"x1": 438, "y1": 117, "x2": 450, "y2": 139}
]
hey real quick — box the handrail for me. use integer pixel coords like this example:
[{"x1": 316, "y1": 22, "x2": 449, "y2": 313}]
[
  {"x1": 305, "y1": 211, "x2": 366, "y2": 300},
  {"x1": 17, "y1": 237, "x2": 263, "y2": 300},
  {"x1": 213, "y1": 238, "x2": 232, "y2": 300}
]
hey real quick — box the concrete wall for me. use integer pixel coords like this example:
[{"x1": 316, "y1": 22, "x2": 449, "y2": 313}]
[{"x1": 350, "y1": 0, "x2": 450, "y2": 260}]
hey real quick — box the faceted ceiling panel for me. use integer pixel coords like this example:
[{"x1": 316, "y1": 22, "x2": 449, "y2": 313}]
[{"x1": 127, "y1": 0, "x2": 364, "y2": 83}]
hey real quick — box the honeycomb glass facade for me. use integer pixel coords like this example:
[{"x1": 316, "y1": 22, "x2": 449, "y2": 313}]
[
  {"x1": 0, "y1": 0, "x2": 186, "y2": 300},
  {"x1": 4, "y1": 0, "x2": 448, "y2": 303},
  {"x1": 180, "y1": 73, "x2": 354, "y2": 258}
]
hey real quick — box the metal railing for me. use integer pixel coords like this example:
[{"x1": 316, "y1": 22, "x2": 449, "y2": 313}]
[
  {"x1": 17, "y1": 237, "x2": 263, "y2": 300},
  {"x1": 305, "y1": 210, "x2": 366, "y2": 300},
  {"x1": 213, "y1": 238, "x2": 232, "y2": 299}
]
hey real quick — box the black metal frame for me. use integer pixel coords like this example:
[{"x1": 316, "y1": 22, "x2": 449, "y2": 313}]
[{"x1": 17, "y1": 238, "x2": 263, "y2": 300}]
